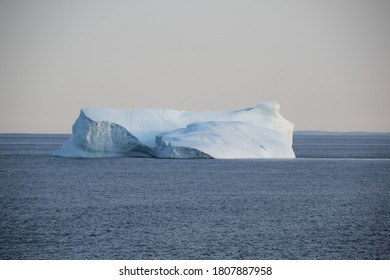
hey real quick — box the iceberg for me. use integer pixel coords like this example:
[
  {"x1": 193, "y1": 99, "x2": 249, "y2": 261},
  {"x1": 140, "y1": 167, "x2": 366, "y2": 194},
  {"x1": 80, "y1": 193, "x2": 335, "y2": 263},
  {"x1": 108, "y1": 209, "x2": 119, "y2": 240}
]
[{"x1": 53, "y1": 102, "x2": 295, "y2": 159}]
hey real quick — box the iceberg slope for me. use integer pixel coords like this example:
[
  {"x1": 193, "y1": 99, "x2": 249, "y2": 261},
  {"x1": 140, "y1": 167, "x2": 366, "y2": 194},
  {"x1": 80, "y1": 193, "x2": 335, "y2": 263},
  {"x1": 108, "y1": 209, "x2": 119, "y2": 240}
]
[
  {"x1": 160, "y1": 121, "x2": 294, "y2": 159},
  {"x1": 53, "y1": 102, "x2": 295, "y2": 159}
]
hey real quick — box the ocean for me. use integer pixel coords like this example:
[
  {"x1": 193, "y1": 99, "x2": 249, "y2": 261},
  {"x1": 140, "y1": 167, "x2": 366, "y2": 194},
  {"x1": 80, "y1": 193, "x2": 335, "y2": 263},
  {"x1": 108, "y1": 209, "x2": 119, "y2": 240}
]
[{"x1": 0, "y1": 132, "x2": 389, "y2": 259}]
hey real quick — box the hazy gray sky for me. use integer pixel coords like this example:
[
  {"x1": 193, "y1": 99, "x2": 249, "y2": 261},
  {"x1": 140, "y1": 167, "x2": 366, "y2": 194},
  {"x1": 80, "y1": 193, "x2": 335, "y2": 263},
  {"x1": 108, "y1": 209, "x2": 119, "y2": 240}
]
[{"x1": 1, "y1": 0, "x2": 389, "y2": 133}]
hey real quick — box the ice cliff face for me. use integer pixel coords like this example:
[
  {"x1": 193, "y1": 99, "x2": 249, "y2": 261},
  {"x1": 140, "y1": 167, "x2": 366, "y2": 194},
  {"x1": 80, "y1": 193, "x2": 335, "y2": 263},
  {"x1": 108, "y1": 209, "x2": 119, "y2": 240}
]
[{"x1": 53, "y1": 102, "x2": 295, "y2": 159}]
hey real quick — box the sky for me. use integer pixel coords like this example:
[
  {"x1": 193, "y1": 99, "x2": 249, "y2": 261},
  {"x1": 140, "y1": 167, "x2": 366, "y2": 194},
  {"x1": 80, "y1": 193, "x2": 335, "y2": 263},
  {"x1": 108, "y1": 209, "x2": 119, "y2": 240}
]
[{"x1": 0, "y1": 0, "x2": 389, "y2": 133}]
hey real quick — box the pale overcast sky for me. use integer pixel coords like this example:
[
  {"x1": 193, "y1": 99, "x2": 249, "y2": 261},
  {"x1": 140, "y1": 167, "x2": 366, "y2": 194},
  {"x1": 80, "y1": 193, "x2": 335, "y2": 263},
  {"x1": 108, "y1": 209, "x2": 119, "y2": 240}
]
[{"x1": 0, "y1": 0, "x2": 389, "y2": 133}]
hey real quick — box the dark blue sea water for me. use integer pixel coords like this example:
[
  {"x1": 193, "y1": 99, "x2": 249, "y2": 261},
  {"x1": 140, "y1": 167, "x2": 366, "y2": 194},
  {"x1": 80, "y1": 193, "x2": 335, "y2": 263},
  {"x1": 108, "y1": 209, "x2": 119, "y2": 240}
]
[{"x1": 0, "y1": 133, "x2": 389, "y2": 259}]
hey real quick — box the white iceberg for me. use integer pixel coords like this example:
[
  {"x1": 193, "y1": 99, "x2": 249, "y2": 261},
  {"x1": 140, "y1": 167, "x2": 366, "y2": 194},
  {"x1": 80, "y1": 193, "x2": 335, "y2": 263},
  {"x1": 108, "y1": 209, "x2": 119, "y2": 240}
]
[{"x1": 53, "y1": 102, "x2": 295, "y2": 159}]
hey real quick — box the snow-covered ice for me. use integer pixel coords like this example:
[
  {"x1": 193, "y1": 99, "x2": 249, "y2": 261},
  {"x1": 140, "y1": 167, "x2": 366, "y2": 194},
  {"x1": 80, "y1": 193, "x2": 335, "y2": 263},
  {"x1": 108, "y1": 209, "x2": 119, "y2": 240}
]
[{"x1": 53, "y1": 102, "x2": 295, "y2": 159}]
